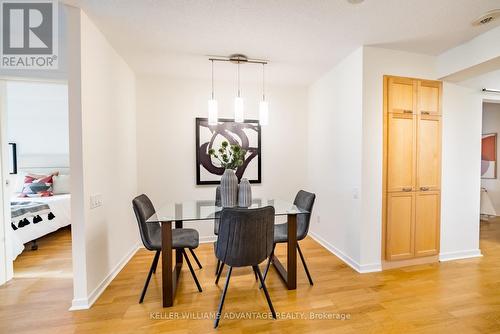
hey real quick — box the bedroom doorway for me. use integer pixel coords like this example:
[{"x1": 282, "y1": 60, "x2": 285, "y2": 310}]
[
  {"x1": 480, "y1": 99, "x2": 500, "y2": 254},
  {"x1": 0, "y1": 79, "x2": 72, "y2": 282}
]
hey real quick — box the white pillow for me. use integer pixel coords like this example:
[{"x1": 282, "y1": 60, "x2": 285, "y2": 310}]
[
  {"x1": 13, "y1": 173, "x2": 26, "y2": 193},
  {"x1": 53, "y1": 175, "x2": 71, "y2": 194}
]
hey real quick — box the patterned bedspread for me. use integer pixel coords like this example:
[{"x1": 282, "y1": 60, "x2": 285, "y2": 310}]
[{"x1": 11, "y1": 201, "x2": 55, "y2": 230}]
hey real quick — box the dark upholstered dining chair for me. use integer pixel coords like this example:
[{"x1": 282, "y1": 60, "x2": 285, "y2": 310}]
[
  {"x1": 213, "y1": 187, "x2": 259, "y2": 281},
  {"x1": 262, "y1": 190, "x2": 316, "y2": 285},
  {"x1": 213, "y1": 206, "x2": 276, "y2": 328},
  {"x1": 132, "y1": 194, "x2": 202, "y2": 303}
]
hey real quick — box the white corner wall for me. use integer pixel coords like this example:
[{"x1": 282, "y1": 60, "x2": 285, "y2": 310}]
[
  {"x1": 361, "y1": 47, "x2": 482, "y2": 267},
  {"x1": 136, "y1": 76, "x2": 308, "y2": 241},
  {"x1": 439, "y1": 83, "x2": 482, "y2": 261},
  {"x1": 360, "y1": 47, "x2": 437, "y2": 269},
  {"x1": 68, "y1": 7, "x2": 139, "y2": 309},
  {"x1": 480, "y1": 102, "x2": 500, "y2": 215},
  {"x1": 307, "y1": 47, "x2": 364, "y2": 270},
  {"x1": 307, "y1": 46, "x2": 483, "y2": 272}
]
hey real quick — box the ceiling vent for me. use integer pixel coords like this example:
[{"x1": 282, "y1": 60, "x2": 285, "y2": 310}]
[{"x1": 472, "y1": 9, "x2": 500, "y2": 26}]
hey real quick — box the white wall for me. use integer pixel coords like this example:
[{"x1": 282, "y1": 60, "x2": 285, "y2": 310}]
[
  {"x1": 360, "y1": 47, "x2": 437, "y2": 269},
  {"x1": 480, "y1": 102, "x2": 500, "y2": 214},
  {"x1": 306, "y1": 46, "x2": 483, "y2": 272},
  {"x1": 361, "y1": 47, "x2": 482, "y2": 266},
  {"x1": 136, "y1": 76, "x2": 308, "y2": 240},
  {"x1": 306, "y1": 47, "x2": 364, "y2": 268},
  {"x1": 68, "y1": 7, "x2": 139, "y2": 309},
  {"x1": 440, "y1": 83, "x2": 482, "y2": 260},
  {"x1": 6, "y1": 81, "x2": 69, "y2": 169}
]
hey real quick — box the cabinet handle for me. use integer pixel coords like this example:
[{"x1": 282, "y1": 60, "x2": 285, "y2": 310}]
[
  {"x1": 402, "y1": 187, "x2": 412, "y2": 192},
  {"x1": 403, "y1": 110, "x2": 413, "y2": 114},
  {"x1": 421, "y1": 111, "x2": 430, "y2": 115},
  {"x1": 420, "y1": 187, "x2": 430, "y2": 191}
]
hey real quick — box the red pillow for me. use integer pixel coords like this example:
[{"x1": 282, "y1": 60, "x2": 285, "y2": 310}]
[{"x1": 19, "y1": 175, "x2": 54, "y2": 197}]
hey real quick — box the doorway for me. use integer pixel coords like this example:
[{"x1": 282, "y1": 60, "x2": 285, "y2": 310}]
[
  {"x1": 0, "y1": 79, "x2": 72, "y2": 283},
  {"x1": 480, "y1": 100, "x2": 500, "y2": 252}
]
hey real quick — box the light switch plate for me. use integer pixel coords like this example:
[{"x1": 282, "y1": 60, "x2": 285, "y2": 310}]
[{"x1": 90, "y1": 194, "x2": 103, "y2": 209}]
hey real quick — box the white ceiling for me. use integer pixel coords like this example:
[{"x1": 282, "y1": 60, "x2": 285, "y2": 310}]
[{"x1": 64, "y1": 0, "x2": 500, "y2": 85}]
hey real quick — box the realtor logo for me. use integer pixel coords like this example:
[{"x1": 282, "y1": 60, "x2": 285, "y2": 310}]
[{"x1": 1, "y1": 0, "x2": 58, "y2": 69}]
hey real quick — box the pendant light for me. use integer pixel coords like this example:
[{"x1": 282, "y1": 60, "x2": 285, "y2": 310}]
[
  {"x1": 208, "y1": 59, "x2": 218, "y2": 125},
  {"x1": 234, "y1": 60, "x2": 244, "y2": 122},
  {"x1": 208, "y1": 54, "x2": 268, "y2": 124},
  {"x1": 259, "y1": 63, "x2": 269, "y2": 126}
]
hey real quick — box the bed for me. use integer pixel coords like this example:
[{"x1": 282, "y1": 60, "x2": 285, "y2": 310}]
[
  {"x1": 8, "y1": 162, "x2": 71, "y2": 259},
  {"x1": 11, "y1": 194, "x2": 71, "y2": 260}
]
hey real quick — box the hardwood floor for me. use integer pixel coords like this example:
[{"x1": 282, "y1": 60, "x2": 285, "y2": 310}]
[{"x1": 1, "y1": 221, "x2": 499, "y2": 333}]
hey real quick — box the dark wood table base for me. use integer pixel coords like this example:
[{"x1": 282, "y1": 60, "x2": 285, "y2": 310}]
[
  {"x1": 270, "y1": 213, "x2": 297, "y2": 290},
  {"x1": 161, "y1": 220, "x2": 184, "y2": 307},
  {"x1": 160, "y1": 214, "x2": 299, "y2": 307}
]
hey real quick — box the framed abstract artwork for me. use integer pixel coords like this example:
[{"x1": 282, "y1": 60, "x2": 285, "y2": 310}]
[
  {"x1": 481, "y1": 133, "x2": 497, "y2": 179},
  {"x1": 196, "y1": 118, "x2": 261, "y2": 185}
]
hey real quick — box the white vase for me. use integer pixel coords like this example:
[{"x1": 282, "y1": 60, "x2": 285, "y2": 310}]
[
  {"x1": 220, "y1": 169, "x2": 238, "y2": 207},
  {"x1": 238, "y1": 178, "x2": 252, "y2": 207}
]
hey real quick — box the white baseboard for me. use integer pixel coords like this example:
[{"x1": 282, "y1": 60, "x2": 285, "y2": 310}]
[
  {"x1": 70, "y1": 241, "x2": 141, "y2": 311},
  {"x1": 309, "y1": 232, "x2": 381, "y2": 273},
  {"x1": 439, "y1": 249, "x2": 482, "y2": 262},
  {"x1": 200, "y1": 235, "x2": 217, "y2": 244}
]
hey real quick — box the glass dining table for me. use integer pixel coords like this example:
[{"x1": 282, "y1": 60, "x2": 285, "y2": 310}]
[{"x1": 146, "y1": 198, "x2": 309, "y2": 307}]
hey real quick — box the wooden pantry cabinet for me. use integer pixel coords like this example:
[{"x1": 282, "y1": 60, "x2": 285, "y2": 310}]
[{"x1": 383, "y1": 76, "x2": 442, "y2": 267}]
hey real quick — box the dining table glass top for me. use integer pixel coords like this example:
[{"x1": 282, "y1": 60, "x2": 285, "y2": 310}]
[{"x1": 146, "y1": 198, "x2": 309, "y2": 223}]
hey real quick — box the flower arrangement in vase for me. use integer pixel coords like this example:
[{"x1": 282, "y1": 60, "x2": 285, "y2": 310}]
[{"x1": 208, "y1": 141, "x2": 246, "y2": 207}]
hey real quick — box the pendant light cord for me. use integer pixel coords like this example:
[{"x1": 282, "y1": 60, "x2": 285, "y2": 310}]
[
  {"x1": 211, "y1": 59, "x2": 214, "y2": 99},
  {"x1": 262, "y1": 63, "x2": 266, "y2": 101},
  {"x1": 237, "y1": 62, "x2": 241, "y2": 98}
]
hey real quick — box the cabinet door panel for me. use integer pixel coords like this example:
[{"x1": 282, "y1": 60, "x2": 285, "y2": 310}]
[
  {"x1": 418, "y1": 80, "x2": 441, "y2": 116},
  {"x1": 388, "y1": 77, "x2": 415, "y2": 114},
  {"x1": 415, "y1": 191, "x2": 440, "y2": 256},
  {"x1": 387, "y1": 113, "x2": 416, "y2": 192},
  {"x1": 417, "y1": 115, "x2": 441, "y2": 191},
  {"x1": 386, "y1": 193, "x2": 415, "y2": 260}
]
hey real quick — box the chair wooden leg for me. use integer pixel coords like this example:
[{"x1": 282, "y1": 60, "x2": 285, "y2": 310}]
[
  {"x1": 215, "y1": 259, "x2": 220, "y2": 276},
  {"x1": 254, "y1": 265, "x2": 277, "y2": 319},
  {"x1": 214, "y1": 266, "x2": 233, "y2": 328},
  {"x1": 297, "y1": 243, "x2": 313, "y2": 285},
  {"x1": 182, "y1": 250, "x2": 202, "y2": 292},
  {"x1": 189, "y1": 248, "x2": 203, "y2": 269},
  {"x1": 152, "y1": 250, "x2": 160, "y2": 274},
  {"x1": 215, "y1": 262, "x2": 225, "y2": 285},
  {"x1": 139, "y1": 251, "x2": 160, "y2": 303}
]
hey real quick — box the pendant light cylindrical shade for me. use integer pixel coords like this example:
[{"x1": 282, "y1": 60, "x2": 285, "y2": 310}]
[
  {"x1": 259, "y1": 100, "x2": 269, "y2": 126},
  {"x1": 208, "y1": 99, "x2": 218, "y2": 125},
  {"x1": 208, "y1": 60, "x2": 218, "y2": 125},
  {"x1": 234, "y1": 61, "x2": 244, "y2": 122},
  {"x1": 234, "y1": 97, "x2": 244, "y2": 122}
]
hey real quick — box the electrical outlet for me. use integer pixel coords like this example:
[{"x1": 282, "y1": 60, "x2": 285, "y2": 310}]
[
  {"x1": 317, "y1": 215, "x2": 320, "y2": 224},
  {"x1": 90, "y1": 194, "x2": 103, "y2": 209},
  {"x1": 352, "y1": 187, "x2": 360, "y2": 199}
]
